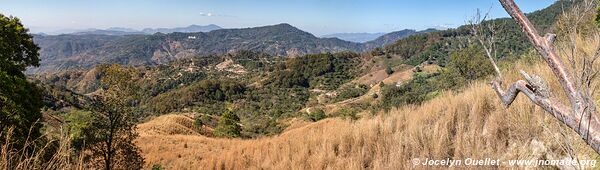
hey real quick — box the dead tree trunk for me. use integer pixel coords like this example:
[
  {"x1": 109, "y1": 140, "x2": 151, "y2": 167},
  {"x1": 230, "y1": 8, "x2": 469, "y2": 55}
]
[{"x1": 494, "y1": 0, "x2": 600, "y2": 154}]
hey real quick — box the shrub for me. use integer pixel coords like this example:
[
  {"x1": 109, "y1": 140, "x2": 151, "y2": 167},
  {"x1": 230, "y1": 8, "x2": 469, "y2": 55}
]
[
  {"x1": 334, "y1": 108, "x2": 358, "y2": 120},
  {"x1": 194, "y1": 114, "x2": 215, "y2": 129},
  {"x1": 380, "y1": 73, "x2": 439, "y2": 111},
  {"x1": 152, "y1": 164, "x2": 164, "y2": 170},
  {"x1": 200, "y1": 114, "x2": 213, "y2": 126},
  {"x1": 413, "y1": 66, "x2": 422, "y2": 73},
  {"x1": 193, "y1": 117, "x2": 204, "y2": 129},
  {"x1": 334, "y1": 85, "x2": 369, "y2": 102},
  {"x1": 307, "y1": 108, "x2": 327, "y2": 122},
  {"x1": 371, "y1": 47, "x2": 384, "y2": 56},
  {"x1": 385, "y1": 66, "x2": 394, "y2": 75}
]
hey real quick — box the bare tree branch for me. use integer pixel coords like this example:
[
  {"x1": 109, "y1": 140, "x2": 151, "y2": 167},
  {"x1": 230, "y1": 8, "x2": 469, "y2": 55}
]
[
  {"x1": 495, "y1": 0, "x2": 600, "y2": 154},
  {"x1": 469, "y1": 8, "x2": 503, "y2": 78}
]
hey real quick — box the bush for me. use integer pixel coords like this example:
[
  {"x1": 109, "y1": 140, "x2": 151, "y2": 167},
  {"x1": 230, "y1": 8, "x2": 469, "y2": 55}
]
[
  {"x1": 371, "y1": 47, "x2": 384, "y2": 56},
  {"x1": 334, "y1": 108, "x2": 358, "y2": 120},
  {"x1": 307, "y1": 108, "x2": 326, "y2": 122},
  {"x1": 193, "y1": 114, "x2": 215, "y2": 128},
  {"x1": 334, "y1": 85, "x2": 369, "y2": 102},
  {"x1": 152, "y1": 164, "x2": 164, "y2": 170},
  {"x1": 199, "y1": 114, "x2": 213, "y2": 126},
  {"x1": 385, "y1": 66, "x2": 394, "y2": 75},
  {"x1": 413, "y1": 66, "x2": 422, "y2": 73},
  {"x1": 380, "y1": 73, "x2": 439, "y2": 111},
  {"x1": 193, "y1": 117, "x2": 203, "y2": 129}
]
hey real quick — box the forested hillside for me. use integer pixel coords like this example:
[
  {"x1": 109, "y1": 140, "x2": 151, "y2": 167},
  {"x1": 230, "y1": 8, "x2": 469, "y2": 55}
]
[
  {"x1": 31, "y1": 24, "x2": 365, "y2": 73},
  {"x1": 375, "y1": 0, "x2": 572, "y2": 67},
  {"x1": 34, "y1": 50, "x2": 367, "y2": 137},
  {"x1": 31, "y1": 24, "x2": 441, "y2": 73}
]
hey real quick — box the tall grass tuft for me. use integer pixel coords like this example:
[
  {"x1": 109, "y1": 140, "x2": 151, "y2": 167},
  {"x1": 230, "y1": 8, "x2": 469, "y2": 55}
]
[{"x1": 1, "y1": 125, "x2": 83, "y2": 170}]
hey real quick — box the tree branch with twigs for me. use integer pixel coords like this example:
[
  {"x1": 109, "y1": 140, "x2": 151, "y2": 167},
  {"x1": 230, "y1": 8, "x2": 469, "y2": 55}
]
[
  {"x1": 469, "y1": 8, "x2": 503, "y2": 79},
  {"x1": 490, "y1": 0, "x2": 600, "y2": 154}
]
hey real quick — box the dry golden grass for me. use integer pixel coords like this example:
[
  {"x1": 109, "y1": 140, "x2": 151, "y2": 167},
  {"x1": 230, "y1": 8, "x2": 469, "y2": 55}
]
[
  {"x1": 1, "y1": 126, "x2": 85, "y2": 170},
  {"x1": 136, "y1": 54, "x2": 600, "y2": 169},
  {"x1": 137, "y1": 114, "x2": 199, "y2": 136}
]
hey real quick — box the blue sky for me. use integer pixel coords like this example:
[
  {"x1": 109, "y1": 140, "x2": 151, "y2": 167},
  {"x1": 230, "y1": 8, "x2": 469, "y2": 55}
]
[{"x1": 0, "y1": 0, "x2": 556, "y2": 36}]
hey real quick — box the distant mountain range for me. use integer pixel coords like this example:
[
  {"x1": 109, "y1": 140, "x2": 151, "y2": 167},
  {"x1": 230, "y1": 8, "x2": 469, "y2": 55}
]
[
  {"x1": 363, "y1": 29, "x2": 439, "y2": 49},
  {"x1": 321, "y1": 32, "x2": 386, "y2": 43},
  {"x1": 31, "y1": 24, "x2": 362, "y2": 73},
  {"x1": 72, "y1": 29, "x2": 146, "y2": 36},
  {"x1": 321, "y1": 29, "x2": 439, "y2": 44},
  {"x1": 30, "y1": 23, "x2": 436, "y2": 73},
  {"x1": 41, "y1": 24, "x2": 224, "y2": 35},
  {"x1": 141, "y1": 24, "x2": 223, "y2": 34}
]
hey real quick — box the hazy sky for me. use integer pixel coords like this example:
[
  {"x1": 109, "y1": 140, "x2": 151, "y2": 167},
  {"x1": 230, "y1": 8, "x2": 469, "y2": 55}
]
[{"x1": 0, "y1": 0, "x2": 556, "y2": 36}]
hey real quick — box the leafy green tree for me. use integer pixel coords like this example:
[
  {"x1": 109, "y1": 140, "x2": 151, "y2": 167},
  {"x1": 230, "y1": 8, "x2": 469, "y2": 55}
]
[
  {"x1": 214, "y1": 110, "x2": 241, "y2": 138},
  {"x1": 83, "y1": 65, "x2": 144, "y2": 170},
  {"x1": 446, "y1": 46, "x2": 493, "y2": 81},
  {"x1": 0, "y1": 14, "x2": 44, "y2": 145},
  {"x1": 64, "y1": 110, "x2": 94, "y2": 150}
]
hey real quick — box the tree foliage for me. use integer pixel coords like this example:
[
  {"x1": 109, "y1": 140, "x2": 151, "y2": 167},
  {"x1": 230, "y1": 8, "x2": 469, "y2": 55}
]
[
  {"x1": 378, "y1": 0, "x2": 572, "y2": 67},
  {"x1": 446, "y1": 46, "x2": 494, "y2": 81},
  {"x1": 82, "y1": 65, "x2": 144, "y2": 170},
  {"x1": 0, "y1": 14, "x2": 43, "y2": 145},
  {"x1": 214, "y1": 110, "x2": 242, "y2": 138},
  {"x1": 146, "y1": 79, "x2": 246, "y2": 114},
  {"x1": 268, "y1": 52, "x2": 359, "y2": 90}
]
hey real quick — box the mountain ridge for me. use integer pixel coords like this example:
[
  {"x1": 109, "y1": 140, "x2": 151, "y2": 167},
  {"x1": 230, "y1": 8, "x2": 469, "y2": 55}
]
[
  {"x1": 321, "y1": 32, "x2": 386, "y2": 43},
  {"x1": 30, "y1": 23, "x2": 367, "y2": 73},
  {"x1": 141, "y1": 24, "x2": 223, "y2": 34},
  {"x1": 364, "y1": 29, "x2": 438, "y2": 49},
  {"x1": 37, "y1": 24, "x2": 224, "y2": 35}
]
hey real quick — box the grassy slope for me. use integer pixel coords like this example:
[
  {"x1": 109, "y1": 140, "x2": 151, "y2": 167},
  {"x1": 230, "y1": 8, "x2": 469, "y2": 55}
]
[
  {"x1": 135, "y1": 54, "x2": 600, "y2": 169},
  {"x1": 134, "y1": 2, "x2": 585, "y2": 168}
]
